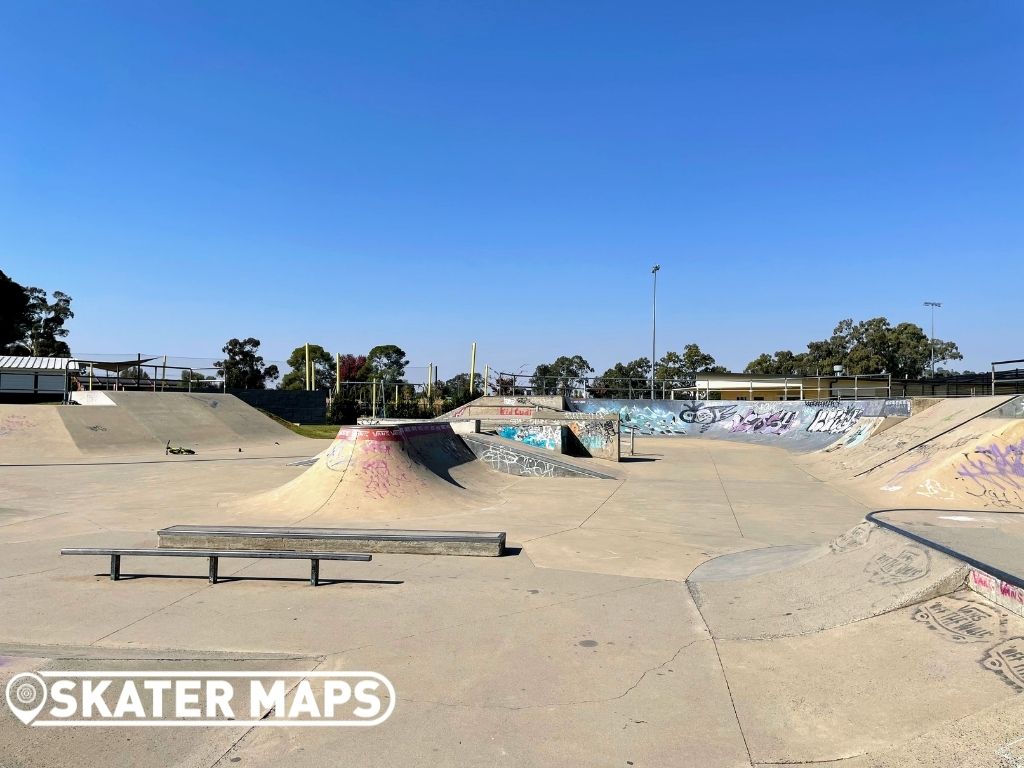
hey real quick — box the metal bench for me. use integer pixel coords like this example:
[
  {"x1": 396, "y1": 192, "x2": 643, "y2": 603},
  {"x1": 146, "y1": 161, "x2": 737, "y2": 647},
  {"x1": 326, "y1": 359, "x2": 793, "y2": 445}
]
[{"x1": 60, "y1": 548, "x2": 371, "y2": 586}]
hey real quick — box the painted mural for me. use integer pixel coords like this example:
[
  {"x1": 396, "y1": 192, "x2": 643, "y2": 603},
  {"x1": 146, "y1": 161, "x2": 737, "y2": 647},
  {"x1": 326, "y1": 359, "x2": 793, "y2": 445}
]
[
  {"x1": 567, "y1": 398, "x2": 912, "y2": 452},
  {"x1": 497, "y1": 424, "x2": 562, "y2": 451}
]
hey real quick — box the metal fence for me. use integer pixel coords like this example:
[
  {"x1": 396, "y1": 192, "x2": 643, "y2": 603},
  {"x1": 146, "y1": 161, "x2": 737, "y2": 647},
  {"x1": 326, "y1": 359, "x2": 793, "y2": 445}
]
[{"x1": 493, "y1": 372, "x2": 894, "y2": 400}]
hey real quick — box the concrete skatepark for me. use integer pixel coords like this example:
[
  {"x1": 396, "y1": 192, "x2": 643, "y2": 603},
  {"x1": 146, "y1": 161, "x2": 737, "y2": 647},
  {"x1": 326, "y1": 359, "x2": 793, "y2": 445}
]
[{"x1": 1, "y1": 391, "x2": 1022, "y2": 766}]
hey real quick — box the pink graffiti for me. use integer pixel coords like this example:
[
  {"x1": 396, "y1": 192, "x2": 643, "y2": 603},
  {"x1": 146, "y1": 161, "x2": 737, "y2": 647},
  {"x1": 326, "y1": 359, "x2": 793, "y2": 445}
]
[
  {"x1": 361, "y1": 459, "x2": 405, "y2": 499},
  {"x1": 956, "y1": 440, "x2": 1024, "y2": 491},
  {"x1": 362, "y1": 442, "x2": 393, "y2": 455},
  {"x1": 0, "y1": 415, "x2": 36, "y2": 437},
  {"x1": 971, "y1": 570, "x2": 1024, "y2": 606}
]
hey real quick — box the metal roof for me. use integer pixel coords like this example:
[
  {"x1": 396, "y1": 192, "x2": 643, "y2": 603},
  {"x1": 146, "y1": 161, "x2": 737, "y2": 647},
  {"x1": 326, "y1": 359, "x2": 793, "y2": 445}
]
[{"x1": 0, "y1": 356, "x2": 75, "y2": 371}]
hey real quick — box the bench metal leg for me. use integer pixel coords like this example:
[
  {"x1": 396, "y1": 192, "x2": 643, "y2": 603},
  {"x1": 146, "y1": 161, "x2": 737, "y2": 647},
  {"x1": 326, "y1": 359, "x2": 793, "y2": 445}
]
[
  {"x1": 209, "y1": 556, "x2": 219, "y2": 585},
  {"x1": 310, "y1": 559, "x2": 319, "y2": 587},
  {"x1": 110, "y1": 554, "x2": 120, "y2": 581}
]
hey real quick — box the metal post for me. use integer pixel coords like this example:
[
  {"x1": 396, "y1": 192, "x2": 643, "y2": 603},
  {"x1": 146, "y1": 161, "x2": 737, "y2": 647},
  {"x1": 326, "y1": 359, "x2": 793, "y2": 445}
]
[
  {"x1": 854, "y1": 375, "x2": 858, "y2": 401},
  {"x1": 336, "y1": 353, "x2": 341, "y2": 396},
  {"x1": 310, "y1": 559, "x2": 320, "y2": 587},
  {"x1": 650, "y1": 265, "x2": 660, "y2": 400},
  {"x1": 161, "y1": 355, "x2": 167, "y2": 392},
  {"x1": 924, "y1": 301, "x2": 941, "y2": 377},
  {"x1": 110, "y1": 554, "x2": 120, "y2": 581},
  {"x1": 427, "y1": 363, "x2": 432, "y2": 400},
  {"x1": 483, "y1": 365, "x2": 489, "y2": 396},
  {"x1": 372, "y1": 379, "x2": 377, "y2": 419},
  {"x1": 469, "y1": 342, "x2": 477, "y2": 396},
  {"x1": 305, "y1": 343, "x2": 310, "y2": 391},
  {"x1": 208, "y1": 556, "x2": 219, "y2": 584}
]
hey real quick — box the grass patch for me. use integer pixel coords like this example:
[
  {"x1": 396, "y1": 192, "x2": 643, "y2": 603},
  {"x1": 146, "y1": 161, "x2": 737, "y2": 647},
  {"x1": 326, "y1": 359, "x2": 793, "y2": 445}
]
[{"x1": 259, "y1": 410, "x2": 340, "y2": 439}]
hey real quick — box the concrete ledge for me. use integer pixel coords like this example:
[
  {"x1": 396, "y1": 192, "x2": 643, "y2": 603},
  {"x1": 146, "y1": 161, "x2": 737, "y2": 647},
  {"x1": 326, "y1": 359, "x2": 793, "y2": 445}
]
[{"x1": 158, "y1": 525, "x2": 506, "y2": 557}]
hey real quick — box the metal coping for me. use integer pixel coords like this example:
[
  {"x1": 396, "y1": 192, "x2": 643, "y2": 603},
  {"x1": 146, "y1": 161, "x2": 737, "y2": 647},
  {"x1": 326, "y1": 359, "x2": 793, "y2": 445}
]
[
  {"x1": 865, "y1": 509, "x2": 1024, "y2": 591},
  {"x1": 158, "y1": 525, "x2": 505, "y2": 544}
]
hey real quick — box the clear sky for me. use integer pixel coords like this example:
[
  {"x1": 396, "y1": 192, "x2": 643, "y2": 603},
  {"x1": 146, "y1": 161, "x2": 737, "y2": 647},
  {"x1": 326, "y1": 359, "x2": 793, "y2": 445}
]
[{"x1": 1, "y1": 1, "x2": 1021, "y2": 381}]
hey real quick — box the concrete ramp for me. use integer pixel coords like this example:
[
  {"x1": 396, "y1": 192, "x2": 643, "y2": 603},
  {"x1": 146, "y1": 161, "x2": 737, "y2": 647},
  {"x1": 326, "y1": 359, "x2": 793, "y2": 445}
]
[
  {"x1": 687, "y1": 522, "x2": 968, "y2": 640},
  {"x1": 437, "y1": 395, "x2": 567, "y2": 422},
  {"x1": 68, "y1": 391, "x2": 298, "y2": 453},
  {"x1": 804, "y1": 395, "x2": 1017, "y2": 478},
  {"x1": 864, "y1": 413, "x2": 1024, "y2": 511},
  {"x1": 0, "y1": 392, "x2": 303, "y2": 463},
  {"x1": 0, "y1": 406, "x2": 79, "y2": 462},
  {"x1": 462, "y1": 433, "x2": 617, "y2": 479},
  {"x1": 235, "y1": 423, "x2": 495, "y2": 521}
]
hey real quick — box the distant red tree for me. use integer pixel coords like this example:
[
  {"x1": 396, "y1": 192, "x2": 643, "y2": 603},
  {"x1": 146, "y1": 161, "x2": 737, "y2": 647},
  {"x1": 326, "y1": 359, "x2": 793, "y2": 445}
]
[{"x1": 338, "y1": 354, "x2": 368, "y2": 382}]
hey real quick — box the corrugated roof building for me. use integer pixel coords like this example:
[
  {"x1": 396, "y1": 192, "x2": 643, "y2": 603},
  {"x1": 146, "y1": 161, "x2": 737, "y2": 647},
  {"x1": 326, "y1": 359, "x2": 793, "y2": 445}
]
[{"x1": 0, "y1": 356, "x2": 75, "y2": 401}]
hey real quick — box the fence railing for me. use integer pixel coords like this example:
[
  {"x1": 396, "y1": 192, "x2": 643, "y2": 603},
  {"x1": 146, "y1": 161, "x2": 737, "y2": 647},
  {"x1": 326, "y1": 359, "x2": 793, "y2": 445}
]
[{"x1": 493, "y1": 372, "x2": 894, "y2": 400}]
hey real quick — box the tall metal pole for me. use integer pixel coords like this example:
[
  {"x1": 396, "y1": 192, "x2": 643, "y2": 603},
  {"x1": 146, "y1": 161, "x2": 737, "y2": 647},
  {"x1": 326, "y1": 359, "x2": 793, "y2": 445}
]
[
  {"x1": 924, "y1": 301, "x2": 941, "y2": 376},
  {"x1": 651, "y1": 265, "x2": 660, "y2": 400},
  {"x1": 469, "y1": 342, "x2": 477, "y2": 396}
]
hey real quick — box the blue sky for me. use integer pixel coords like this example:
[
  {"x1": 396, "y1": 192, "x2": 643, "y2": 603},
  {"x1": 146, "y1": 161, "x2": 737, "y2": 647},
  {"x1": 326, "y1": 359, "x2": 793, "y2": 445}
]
[{"x1": 1, "y1": 1, "x2": 1020, "y2": 380}]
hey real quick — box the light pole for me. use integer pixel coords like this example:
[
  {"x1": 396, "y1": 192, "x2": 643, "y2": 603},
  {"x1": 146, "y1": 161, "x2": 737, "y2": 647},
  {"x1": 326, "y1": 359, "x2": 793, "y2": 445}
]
[
  {"x1": 924, "y1": 301, "x2": 942, "y2": 377},
  {"x1": 651, "y1": 264, "x2": 660, "y2": 400}
]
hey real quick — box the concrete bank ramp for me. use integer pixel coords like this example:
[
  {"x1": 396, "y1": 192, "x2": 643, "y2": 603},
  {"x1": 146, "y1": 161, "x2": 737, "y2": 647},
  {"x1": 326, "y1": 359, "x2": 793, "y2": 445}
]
[
  {"x1": 0, "y1": 391, "x2": 304, "y2": 463},
  {"x1": 687, "y1": 522, "x2": 968, "y2": 639},
  {"x1": 233, "y1": 423, "x2": 498, "y2": 522},
  {"x1": 0, "y1": 405, "x2": 78, "y2": 462},
  {"x1": 862, "y1": 411, "x2": 1024, "y2": 511},
  {"x1": 803, "y1": 395, "x2": 1018, "y2": 479},
  {"x1": 462, "y1": 432, "x2": 617, "y2": 479}
]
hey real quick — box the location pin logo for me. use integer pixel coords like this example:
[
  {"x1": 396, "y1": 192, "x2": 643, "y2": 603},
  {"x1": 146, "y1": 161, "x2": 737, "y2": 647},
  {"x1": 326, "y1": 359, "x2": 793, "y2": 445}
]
[{"x1": 5, "y1": 673, "x2": 47, "y2": 725}]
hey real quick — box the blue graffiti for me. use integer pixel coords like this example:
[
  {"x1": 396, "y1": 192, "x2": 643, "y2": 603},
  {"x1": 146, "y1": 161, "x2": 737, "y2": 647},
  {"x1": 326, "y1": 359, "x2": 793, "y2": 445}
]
[{"x1": 498, "y1": 425, "x2": 558, "y2": 450}]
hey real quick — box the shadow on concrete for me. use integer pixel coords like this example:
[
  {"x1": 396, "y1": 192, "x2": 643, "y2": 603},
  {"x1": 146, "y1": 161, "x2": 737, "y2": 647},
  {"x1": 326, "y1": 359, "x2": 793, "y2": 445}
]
[
  {"x1": 619, "y1": 456, "x2": 661, "y2": 463},
  {"x1": 98, "y1": 573, "x2": 404, "y2": 586}
]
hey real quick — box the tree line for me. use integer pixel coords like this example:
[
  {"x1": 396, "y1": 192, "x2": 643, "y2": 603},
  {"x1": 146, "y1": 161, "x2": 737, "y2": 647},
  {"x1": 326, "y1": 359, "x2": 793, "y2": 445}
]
[
  {"x1": 0, "y1": 270, "x2": 74, "y2": 356},
  {"x1": 214, "y1": 337, "x2": 484, "y2": 420},
  {"x1": 526, "y1": 315, "x2": 966, "y2": 397}
]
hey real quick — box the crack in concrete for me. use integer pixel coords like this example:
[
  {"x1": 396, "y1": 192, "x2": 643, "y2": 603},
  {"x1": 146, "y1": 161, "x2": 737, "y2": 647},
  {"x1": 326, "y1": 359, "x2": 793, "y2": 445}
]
[
  {"x1": 398, "y1": 639, "x2": 701, "y2": 711},
  {"x1": 324, "y1": 578, "x2": 666, "y2": 656},
  {"x1": 708, "y1": 451, "x2": 745, "y2": 539}
]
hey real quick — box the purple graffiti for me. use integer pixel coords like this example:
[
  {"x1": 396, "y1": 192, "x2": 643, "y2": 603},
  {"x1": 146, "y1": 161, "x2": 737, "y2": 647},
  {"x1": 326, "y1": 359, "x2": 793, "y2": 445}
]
[{"x1": 956, "y1": 440, "x2": 1024, "y2": 491}]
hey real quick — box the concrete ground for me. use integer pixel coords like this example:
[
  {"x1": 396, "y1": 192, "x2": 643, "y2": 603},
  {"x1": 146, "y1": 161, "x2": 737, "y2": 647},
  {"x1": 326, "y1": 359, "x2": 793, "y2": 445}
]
[{"x1": 1, "y1": 436, "x2": 1022, "y2": 767}]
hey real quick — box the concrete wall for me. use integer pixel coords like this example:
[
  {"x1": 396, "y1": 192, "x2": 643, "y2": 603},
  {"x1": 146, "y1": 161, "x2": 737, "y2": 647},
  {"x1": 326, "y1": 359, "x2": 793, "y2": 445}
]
[
  {"x1": 569, "y1": 398, "x2": 913, "y2": 453},
  {"x1": 563, "y1": 415, "x2": 620, "y2": 461},
  {"x1": 495, "y1": 423, "x2": 566, "y2": 451}
]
